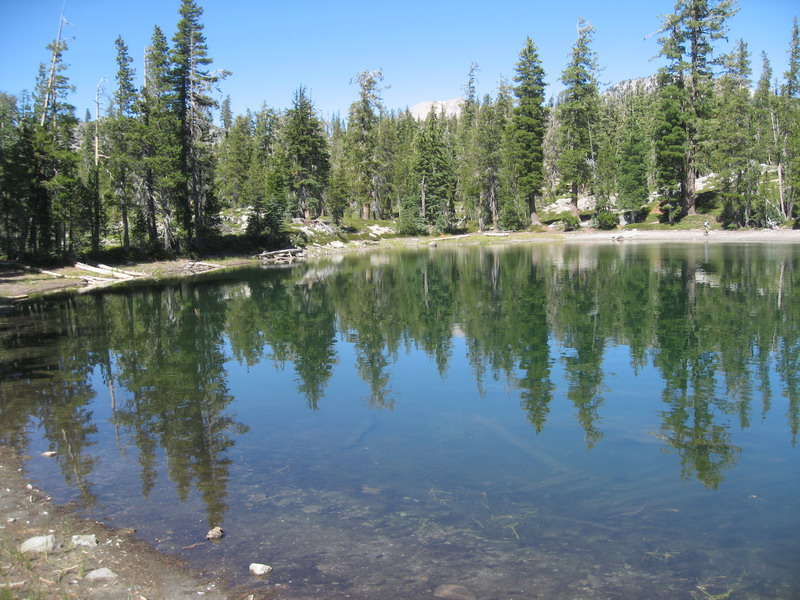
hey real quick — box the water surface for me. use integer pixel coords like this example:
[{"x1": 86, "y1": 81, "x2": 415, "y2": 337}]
[{"x1": 1, "y1": 243, "x2": 798, "y2": 599}]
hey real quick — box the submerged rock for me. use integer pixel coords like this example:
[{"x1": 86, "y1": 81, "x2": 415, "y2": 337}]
[
  {"x1": 249, "y1": 563, "x2": 273, "y2": 577},
  {"x1": 206, "y1": 526, "x2": 224, "y2": 541},
  {"x1": 433, "y1": 584, "x2": 476, "y2": 600},
  {"x1": 20, "y1": 534, "x2": 58, "y2": 554}
]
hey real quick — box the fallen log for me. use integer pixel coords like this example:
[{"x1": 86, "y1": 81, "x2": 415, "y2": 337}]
[
  {"x1": 90, "y1": 261, "x2": 144, "y2": 278},
  {"x1": 259, "y1": 248, "x2": 305, "y2": 258},
  {"x1": 185, "y1": 261, "x2": 220, "y2": 270},
  {"x1": 73, "y1": 262, "x2": 133, "y2": 280}
]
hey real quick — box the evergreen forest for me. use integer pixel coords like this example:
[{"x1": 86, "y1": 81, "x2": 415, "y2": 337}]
[{"x1": 1, "y1": 0, "x2": 799, "y2": 261}]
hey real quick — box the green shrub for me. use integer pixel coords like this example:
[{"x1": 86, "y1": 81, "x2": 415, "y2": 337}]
[
  {"x1": 595, "y1": 210, "x2": 618, "y2": 230},
  {"x1": 560, "y1": 212, "x2": 581, "y2": 231}
]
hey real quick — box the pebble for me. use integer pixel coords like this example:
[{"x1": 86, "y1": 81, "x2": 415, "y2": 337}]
[
  {"x1": 72, "y1": 534, "x2": 98, "y2": 547},
  {"x1": 85, "y1": 567, "x2": 118, "y2": 580},
  {"x1": 206, "y1": 526, "x2": 224, "y2": 540},
  {"x1": 249, "y1": 563, "x2": 273, "y2": 577}
]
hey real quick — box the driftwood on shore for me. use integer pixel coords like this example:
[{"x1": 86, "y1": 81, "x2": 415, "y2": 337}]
[
  {"x1": 183, "y1": 261, "x2": 221, "y2": 271},
  {"x1": 73, "y1": 261, "x2": 142, "y2": 280},
  {"x1": 258, "y1": 248, "x2": 306, "y2": 264}
]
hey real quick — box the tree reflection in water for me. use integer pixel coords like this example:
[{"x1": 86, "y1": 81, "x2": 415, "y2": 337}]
[{"x1": 0, "y1": 243, "x2": 797, "y2": 524}]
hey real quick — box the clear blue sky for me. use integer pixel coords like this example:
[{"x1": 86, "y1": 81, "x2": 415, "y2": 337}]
[{"x1": 0, "y1": 0, "x2": 797, "y2": 121}]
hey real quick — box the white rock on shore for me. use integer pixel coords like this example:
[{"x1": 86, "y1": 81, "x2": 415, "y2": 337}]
[
  {"x1": 20, "y1": 534, "x2": 58, "y2": 554},
  {"x1": 85, "y1": 567, "x2": 118, "y2": 580},
  {"x1": 71, "y1": 534, "x2": 98, "y2": 547}
]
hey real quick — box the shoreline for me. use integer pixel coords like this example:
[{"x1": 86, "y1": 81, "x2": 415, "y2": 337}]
[
  {"x1": 0, "y1": 444, "x2": 246, "y2": 600},
  {"x1": 2, "y1": 228, "x2": 799, "y2": 303}
]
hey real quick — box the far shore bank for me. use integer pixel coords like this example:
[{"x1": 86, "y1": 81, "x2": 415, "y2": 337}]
[{"x1": 2, "y1": 227, "x2": 799, "y2": 303}]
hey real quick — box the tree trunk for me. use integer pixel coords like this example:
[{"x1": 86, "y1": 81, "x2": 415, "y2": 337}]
[
  {"x1": 683, "y1": 164, "x2": 697, "y2": 216},
  {"x1": 529, "y1": 194, "x2": 541, "y2": 226},
  {"x1": 490, "y1": 186, "x2": 499, "y2": 232},
  {"x1": 571, "y1": 182, "x2": 579, "y2": 217},
  {"x1": 91, "y1": 169, "x2": 101, "y2": 253}
]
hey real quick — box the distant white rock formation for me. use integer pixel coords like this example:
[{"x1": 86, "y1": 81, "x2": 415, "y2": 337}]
[
  {"x1": 604, "y1": 74, "x2": 659, "y2": 98},
  {"x1": 409, "y1": 98, "x2": 464, "y2": 120}
]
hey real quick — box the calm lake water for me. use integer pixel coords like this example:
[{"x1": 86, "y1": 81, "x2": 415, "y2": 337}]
[{"x1": 1, "y1": 242, "x2": 798, "y2": 599}]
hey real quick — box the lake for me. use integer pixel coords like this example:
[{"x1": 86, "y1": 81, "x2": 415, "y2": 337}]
[{"x1": 1, "y1": 242, "x2": 798, "y2": 599}]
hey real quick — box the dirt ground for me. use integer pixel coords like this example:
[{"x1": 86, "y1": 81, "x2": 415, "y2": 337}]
[{"x1": 2, "y1": 227, "x2": 799, "y2": 599}]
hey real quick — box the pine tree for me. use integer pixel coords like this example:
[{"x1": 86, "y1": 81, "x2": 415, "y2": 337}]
[
  {"x1": 593, "y1": 97, "x2": 622, "y2": 219},
  {"x1": 325, "y1": 114, "x2": 350, "y2": 224},
  {"x1": 171, "y1": 0, "x2": 228, "y2": 247},
  {"x1": 220, "y1": 95, "x2": 232, "y2": 132},
  {"x1": 654, "y1": 71, "x2": 688, "y2": 223},
  {"x1": 475, "y1": 94, "x2": 507, "y2": 231},
  {"x1": 557, "y1": 18, "x2": 600, "y2": 217},
  {"x1": 214, "y1": 112, "x2": 254, "y2": 209},
  {"x1": 31, "y1": 30, "x2": 79, "y2": 255},
  {"x1": 713, "y1": 39, "x2": 760, "y2": 226},
  {"x1": 455, "y1": 63, "x2": 481, "y2": 223},
  {"x1": 391, "y1": 109, "x2": 418, "y2": 217},
  {"x1": 656, "y1": 0, "x2": 739, "y2": 216},
  {"x1": 139, "y1": 26, "x2": 182, "y2": 250},
  {"x1": 247, "y1": 145, "x2": 288, "y2": 237},
  {"x1": 510, "y1": 37, "x2": 547, "y2": 225},
  {"x1": 76, "y1": 110, "x2": 102, "y2": 252},
  {"x1": 108, "y1": 36, "x2": 138, "y2": 250},
  {"x1": 784, "y1": 17, "x2": 800, "y2": 98},
  {"x1": 345, "y1": 70, "x2": 383, "y2": 220},
  {"x1": 373, "y1": 113, "x2": 398, "y2": 219},
  {"x1": 781, "y1": 17, "x2": 800, "y2": 220},
  {"x1": 0, "y1": 93, "x2": 22, "y2": 257},
  {"x1": 412, "y1": 105, "x2": 454, "y2": 231},
  {"x1": 284, "y1": 87, "x2": 330, "y2": 219},
  {"x1": 617, "y1": 114, "x2": 650, "y2": 223}
]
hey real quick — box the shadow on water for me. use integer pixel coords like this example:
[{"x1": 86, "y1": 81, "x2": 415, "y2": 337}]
[{"x1": 1, "y1": 243, "x2": 798, "y2": 599}]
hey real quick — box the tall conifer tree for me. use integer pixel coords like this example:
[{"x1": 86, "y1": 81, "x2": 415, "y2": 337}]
[
  {"x1": 412, "y1": 106, "x2": 454, "y2": 231},
  {"x1": 139, "y1": 26, "x2": 182, "y2": 250},
  {"x1": 656, "y1": 0, "x2": 739, "y2": 216},
  {"x1": 345, "y1": 70, "x2": 383, "y2": 220},
  {"x1": 557, "y1": 18, "x2": 600, "y2": 217},
  {"x1": 108, "y1": 36, "x2": 137, "y2": 250},
  {"x1": 171, "y1": 0, "x2": 227, "y2": 247},
  {"x1": 510, "y1": 37, "x2": 547, "y2": 225},
  {"x1": 284, "y1": 87, "x2": 330, "y2": 219},
  {"x1": 713, "y1": 39, "x2": 759, "y2": 226}
]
